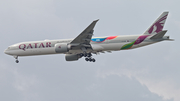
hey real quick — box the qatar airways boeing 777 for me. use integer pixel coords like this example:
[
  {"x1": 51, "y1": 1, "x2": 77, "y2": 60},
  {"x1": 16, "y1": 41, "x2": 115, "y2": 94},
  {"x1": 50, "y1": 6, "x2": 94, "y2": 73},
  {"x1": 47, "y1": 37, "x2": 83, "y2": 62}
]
[{"x1": 4, "y1": 12, "x2": 173, "y2": 63}]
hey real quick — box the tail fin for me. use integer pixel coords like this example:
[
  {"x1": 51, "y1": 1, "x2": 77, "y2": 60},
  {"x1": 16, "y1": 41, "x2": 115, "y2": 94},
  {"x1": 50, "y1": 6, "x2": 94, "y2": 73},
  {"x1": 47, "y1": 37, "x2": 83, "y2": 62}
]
[{"x1": 143, "y1": 12, "x2": 169, "y2": 35}]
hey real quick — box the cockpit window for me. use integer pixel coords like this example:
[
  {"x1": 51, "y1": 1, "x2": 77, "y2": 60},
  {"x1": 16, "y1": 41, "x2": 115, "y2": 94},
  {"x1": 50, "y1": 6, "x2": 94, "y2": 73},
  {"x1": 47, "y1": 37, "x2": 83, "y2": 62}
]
[{"x1": 8, "y1": 47, "x2": 10, "y2": 49}]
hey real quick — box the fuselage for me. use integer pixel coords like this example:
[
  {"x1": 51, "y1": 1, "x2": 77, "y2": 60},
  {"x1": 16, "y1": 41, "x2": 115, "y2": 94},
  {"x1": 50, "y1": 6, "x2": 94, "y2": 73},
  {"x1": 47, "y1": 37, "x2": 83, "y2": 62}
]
[{"x1": 4, "y1": 34, "x2": 166, "y2": 57}]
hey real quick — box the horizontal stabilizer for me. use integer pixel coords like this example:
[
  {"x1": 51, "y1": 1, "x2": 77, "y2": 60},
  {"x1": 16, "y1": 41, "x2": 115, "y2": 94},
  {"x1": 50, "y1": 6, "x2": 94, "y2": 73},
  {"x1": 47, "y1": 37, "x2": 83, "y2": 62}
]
[
  {"x1": 167, "y1": 39, "x2": 174, "y2": 41},
  {"x1": 150, "y1": 30, "x2": 167, "y2": 39}
]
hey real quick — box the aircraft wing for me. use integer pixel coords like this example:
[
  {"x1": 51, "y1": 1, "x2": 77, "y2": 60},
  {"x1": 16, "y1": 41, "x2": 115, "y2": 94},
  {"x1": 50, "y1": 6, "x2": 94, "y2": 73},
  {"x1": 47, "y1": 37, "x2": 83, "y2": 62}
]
[{"x1": 70, "y1": 20, "x2": 99, "y2": 45}]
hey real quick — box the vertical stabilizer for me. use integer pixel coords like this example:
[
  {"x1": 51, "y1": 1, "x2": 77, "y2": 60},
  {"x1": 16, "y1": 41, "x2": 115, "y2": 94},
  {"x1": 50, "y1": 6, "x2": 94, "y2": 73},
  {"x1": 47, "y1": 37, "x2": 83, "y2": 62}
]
[{"x1": 143, "y1": 12, "x2": 169, "y2": 35}]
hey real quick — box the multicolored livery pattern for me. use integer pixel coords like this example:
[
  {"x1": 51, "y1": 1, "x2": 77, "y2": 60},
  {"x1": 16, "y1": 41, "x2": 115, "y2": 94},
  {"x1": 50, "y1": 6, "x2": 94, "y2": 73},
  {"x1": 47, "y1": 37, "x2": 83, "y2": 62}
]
[
  {"x1": 91, "y1": 36, "x2": 118, "y2": 43},
  {"x1": 121, "y1": 35, "x2": 150, "y2": 50}
]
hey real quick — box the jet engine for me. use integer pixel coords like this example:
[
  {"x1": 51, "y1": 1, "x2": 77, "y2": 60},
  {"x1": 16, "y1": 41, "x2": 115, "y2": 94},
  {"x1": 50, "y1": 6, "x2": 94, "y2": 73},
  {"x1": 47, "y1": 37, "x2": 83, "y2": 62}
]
[
  {"x1": 65, "y1": 54, "x2": 80, "y2": 61},
  {"x1": 55, "y1": 43, "x2": 71, "y2": 53}
]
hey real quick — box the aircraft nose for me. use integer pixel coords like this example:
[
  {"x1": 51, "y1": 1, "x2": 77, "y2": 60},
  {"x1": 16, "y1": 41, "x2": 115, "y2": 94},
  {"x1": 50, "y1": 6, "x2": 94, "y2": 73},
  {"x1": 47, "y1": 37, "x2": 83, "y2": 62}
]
[{"x1": 4, "y1": 49, "x2": 9, "y2": 54}]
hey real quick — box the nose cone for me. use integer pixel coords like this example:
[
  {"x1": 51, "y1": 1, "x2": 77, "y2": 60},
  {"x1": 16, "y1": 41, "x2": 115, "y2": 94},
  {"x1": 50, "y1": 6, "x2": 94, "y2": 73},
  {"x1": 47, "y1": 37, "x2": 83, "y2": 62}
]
[
  {"x1": 4, "y1": 49, "x2": 7, "y2": 54},
  {"x1": 4, "y1": 49, "x2": 9, "y2": 55}
]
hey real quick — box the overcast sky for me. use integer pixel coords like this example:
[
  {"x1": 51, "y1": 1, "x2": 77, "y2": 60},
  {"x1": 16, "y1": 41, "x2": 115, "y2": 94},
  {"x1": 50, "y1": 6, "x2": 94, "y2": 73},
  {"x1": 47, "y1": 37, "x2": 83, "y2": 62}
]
[{"x1": 0, "y1": 0, "x2": 180, "y2": 101}]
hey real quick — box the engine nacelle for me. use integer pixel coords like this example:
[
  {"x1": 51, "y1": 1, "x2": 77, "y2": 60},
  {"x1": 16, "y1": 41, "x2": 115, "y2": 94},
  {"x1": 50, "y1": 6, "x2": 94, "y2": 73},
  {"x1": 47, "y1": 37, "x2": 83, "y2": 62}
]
[
  {"x1": 55, "y1": 43, "x2": 70, "y2": 53},
  {"x1": 65, "y1": 54, "x2": 80, "y2": 61}
]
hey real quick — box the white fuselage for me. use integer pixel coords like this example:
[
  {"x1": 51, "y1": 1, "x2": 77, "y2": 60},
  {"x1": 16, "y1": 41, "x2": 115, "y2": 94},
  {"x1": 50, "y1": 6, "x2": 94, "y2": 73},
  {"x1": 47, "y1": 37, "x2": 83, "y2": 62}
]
[{"x1": 4, "y1": 35, "x2": 165, "y2": 57}]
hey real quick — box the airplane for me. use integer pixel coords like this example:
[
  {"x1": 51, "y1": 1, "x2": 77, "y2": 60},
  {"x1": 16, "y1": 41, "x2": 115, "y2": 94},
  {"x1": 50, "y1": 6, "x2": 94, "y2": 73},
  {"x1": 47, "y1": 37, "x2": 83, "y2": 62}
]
[{"x1": 4, "y1": 12, "x2": 173, "y2": 63}]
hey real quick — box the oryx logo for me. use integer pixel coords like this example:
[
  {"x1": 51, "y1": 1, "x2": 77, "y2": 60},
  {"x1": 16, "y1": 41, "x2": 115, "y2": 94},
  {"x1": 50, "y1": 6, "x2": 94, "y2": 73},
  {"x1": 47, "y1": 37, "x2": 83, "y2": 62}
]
[
  {"x1": 148, "y1": 14, "x2": 168, "y2": 34},
  {"x1": 59, "y1": 46, "x2": 61, "y2": 48}
]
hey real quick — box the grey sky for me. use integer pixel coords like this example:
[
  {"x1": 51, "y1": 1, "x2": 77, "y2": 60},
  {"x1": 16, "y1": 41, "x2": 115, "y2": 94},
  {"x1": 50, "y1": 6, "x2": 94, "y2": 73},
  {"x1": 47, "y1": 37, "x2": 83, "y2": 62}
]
[{"x1": 0, "y1": 0, "x2": 179, "y2": 101}]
